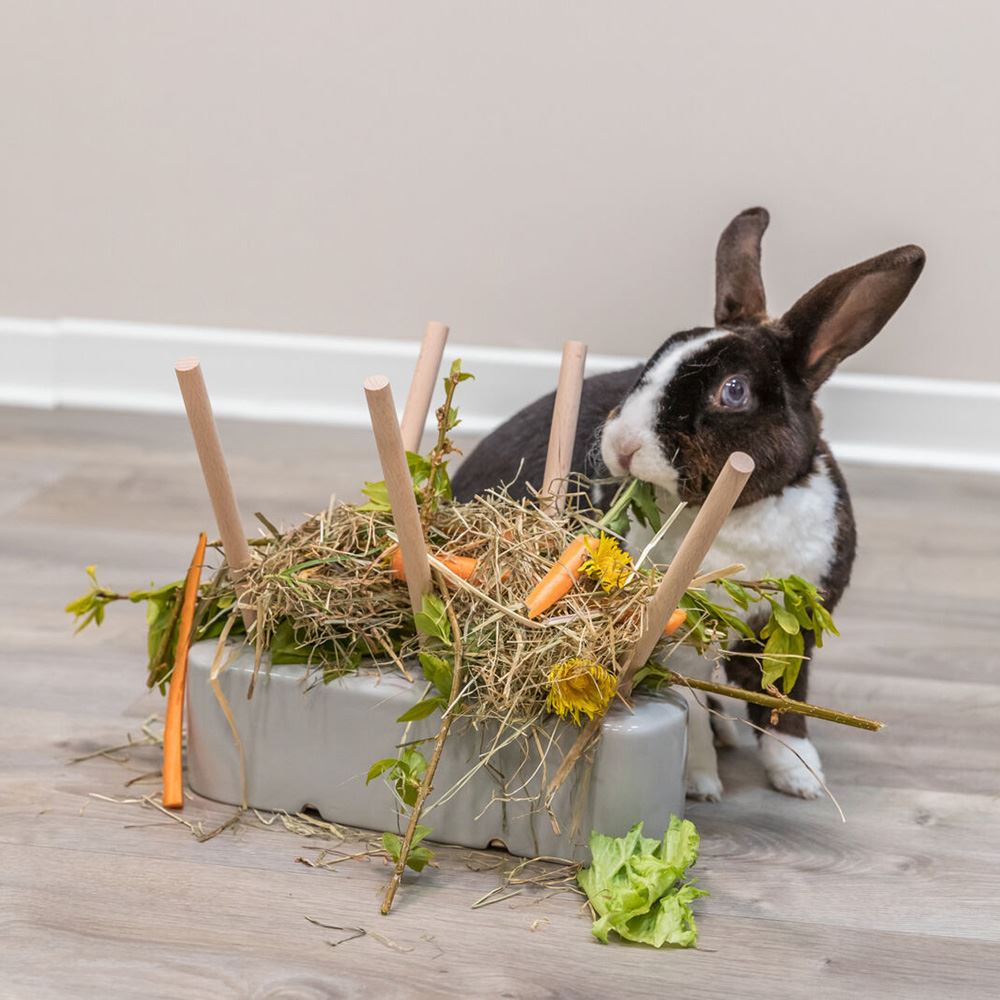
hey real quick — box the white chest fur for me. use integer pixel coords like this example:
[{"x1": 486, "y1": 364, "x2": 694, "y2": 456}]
[{"x1": 626, "y1": 458, "x2": 839, "y2": 586}]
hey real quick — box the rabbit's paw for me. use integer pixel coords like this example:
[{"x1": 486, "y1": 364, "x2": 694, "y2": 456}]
[
  {"x1": 686, "y1": 768, "x2": 724, "y2": 801},
  {"x1": 760, "y1": 734, "x2": 824, "y2": 799},
  {"x1": 685, "y1": 743, "x2": 724, "y2": 800}
]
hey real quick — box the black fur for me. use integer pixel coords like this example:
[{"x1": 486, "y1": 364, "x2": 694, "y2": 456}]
[{"x1": 451, "y1": 366, "x2": 642, "y2": 503}]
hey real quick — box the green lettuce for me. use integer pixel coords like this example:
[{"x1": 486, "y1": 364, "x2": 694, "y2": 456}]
[{"x1": 577, "y1": 818, "x2": 708, "y2": 948}]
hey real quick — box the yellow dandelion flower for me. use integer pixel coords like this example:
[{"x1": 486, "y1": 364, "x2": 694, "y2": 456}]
[
  {"x1": 580, "y1": 533, "x2": 632, "y2": 592},
  {"x1": 546, "y1": 657, "x2": 617, "y2": 725}
]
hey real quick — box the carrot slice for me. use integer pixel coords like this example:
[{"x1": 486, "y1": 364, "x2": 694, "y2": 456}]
[
  {"x1": 663, "y1": 608, "x2": 687, "y2": 636},
  {"x1": 162, "y1": 531, "x2": 207, "y2": 809},
  {"x1": 391, "y1": 547, "x2": 478, "y2": 582},
  {"x1": 524, "y1": 535, "x2": 593, "y2": 619}
]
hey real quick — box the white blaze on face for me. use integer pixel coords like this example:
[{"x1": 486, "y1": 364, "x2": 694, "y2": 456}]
[{"x1": 600, "y1": 329, "x2": 730, "y2": 491}]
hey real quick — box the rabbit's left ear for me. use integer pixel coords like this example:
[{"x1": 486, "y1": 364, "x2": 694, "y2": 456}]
[
  {"x1": 715, "y1": 206, "x2": 770, "y2": 326},
  {"x1": 781, "y1": 244, "x2": 926, "y2": 390}
]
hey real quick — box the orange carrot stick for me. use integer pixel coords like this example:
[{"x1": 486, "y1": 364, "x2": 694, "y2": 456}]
[
  {"x1": 524, "y1": 535, "x2": 593, "y2": 619},
  {"x1": 162, "y1": 531, "x2": 207, "y2": 809},
  {"x1": 663, "y1": 608, "x2": 687, "y2": 636},
  {"x1": 390, "y1": 547, "x2": 477, "y2": 582}
]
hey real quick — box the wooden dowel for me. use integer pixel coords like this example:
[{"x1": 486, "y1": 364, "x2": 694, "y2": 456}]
[
  {"x1": 541, "y1": 340, "x2": 588, "y2": 514},
  {"x1": 175, "y1": 358, "x2": 255, "y2": 630},
  {"x1": 400, "y1": 321, "x2": 450, "y2": 454},
  {"x1": 619, "y1": 451, "x2": 754, "y2": 696},
  {"x1": 364, "y1": 375, "x2": 432, "y2": 614}
]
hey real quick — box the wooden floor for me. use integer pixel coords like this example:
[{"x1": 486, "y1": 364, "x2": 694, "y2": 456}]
[{"x1": 2, "y1": 405, "x2": 999, "y2": 999}]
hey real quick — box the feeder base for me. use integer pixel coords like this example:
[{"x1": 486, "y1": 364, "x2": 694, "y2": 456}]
[{"x1": 186, "y1": 642, "x2": 687, "y2": 861}]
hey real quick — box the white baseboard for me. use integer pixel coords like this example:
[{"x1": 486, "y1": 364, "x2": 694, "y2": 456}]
[{"x1": 3, "y1": 316, "x2": 999, "y2": 474}]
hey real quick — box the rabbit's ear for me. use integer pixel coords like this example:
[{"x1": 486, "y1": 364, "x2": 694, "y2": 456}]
[
  {"x1": 715, "y1": 206, "x2": 770, "y2": 326},
  {"x1": 781, "y1": 244, "x2": 925, "y2": 390}
]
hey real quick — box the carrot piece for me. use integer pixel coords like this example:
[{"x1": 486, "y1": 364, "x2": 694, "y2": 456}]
[
  {"x1": 663, "y1": 608, "x2": 687, "y2": 636},
  {"x1": 390, "y1": 547, "x2": 477, "y2": 582},
  {"x1": 162, "y1": 531, "x2": 207, "y2": 809},
  {"x1": 524, "y1": 535, "x2": 593, "y2": 619}
]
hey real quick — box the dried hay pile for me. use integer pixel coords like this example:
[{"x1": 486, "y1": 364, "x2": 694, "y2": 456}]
[{"x1": 241, "y1": 486, "x2": 668, "y2": 728}]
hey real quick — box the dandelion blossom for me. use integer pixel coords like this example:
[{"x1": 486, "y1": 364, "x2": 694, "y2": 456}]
[
  {"x1": 546, "y1": 658, "x2": 617, "y2": 725},
  {"x1": 581, "y1": 533, "x2": 632, "y2": 593}
]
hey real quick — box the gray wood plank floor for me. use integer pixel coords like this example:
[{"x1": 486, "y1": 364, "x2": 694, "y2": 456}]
[{"x1": 2, "y1": 406, "x2": 999, "y2": 1000}]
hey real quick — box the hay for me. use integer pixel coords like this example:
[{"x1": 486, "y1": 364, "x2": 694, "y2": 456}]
[{"x1": 240, "y1": 485, "x2": 663, "y2": 730}]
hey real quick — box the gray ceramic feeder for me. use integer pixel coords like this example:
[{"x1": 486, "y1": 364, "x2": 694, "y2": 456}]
[{"x1": 186, "y1": 641, "x2": 687, "y2": 861}]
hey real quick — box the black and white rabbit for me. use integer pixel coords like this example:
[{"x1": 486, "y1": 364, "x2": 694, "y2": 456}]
[{"x1": 452, "y1": 207, "x2": 925, "y2": 799}]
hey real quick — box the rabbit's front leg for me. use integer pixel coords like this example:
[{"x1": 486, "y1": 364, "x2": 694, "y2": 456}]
[
  {"x1": 669, "y1": 648, "x2": 724, "y2": 800},
  {"x1": 680, "y1": 686, "x2": 723, "y2": 800},
  {"x1": 726, "y1": 638, "x2": 825, "y2": 799}
]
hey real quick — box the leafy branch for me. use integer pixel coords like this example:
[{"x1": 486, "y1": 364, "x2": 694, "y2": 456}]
[
  {"x1": 359, "y1": 359, "x2": 474, "y2": 526},
  {"x1": 375, "y1": 586, "x2": 465, "y2": 915},
  {"x1": 633, "y1": 664, "x2": 882, "y2": 731},
  {"x1": 66, "y1": 563, "x2": 245, "y2": 693}
]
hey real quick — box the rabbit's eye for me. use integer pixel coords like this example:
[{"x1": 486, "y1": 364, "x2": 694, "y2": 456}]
[{"x1": 718, "y1": 375, "x2": 751, "y2": 410}]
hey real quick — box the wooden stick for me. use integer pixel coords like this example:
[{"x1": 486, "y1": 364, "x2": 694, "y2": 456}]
[
  {"x1": 540, "y1": 340, "x2": 588, "y2": 514},
  {"x1": 175, "y1": 359, "x2": 255, "y2": 630},
  {"x1": 400, "y1": 321, "x2": 450, "y2": 454},
  {"x1": 619, "y1": 451, "x2": 755, "y2": 697},
  {"x1": 545, "y1": 452, "x2": 754, "y2": 804},
  {"x1": 364, "y1": 375, "x2": 432, "y2": 614}
]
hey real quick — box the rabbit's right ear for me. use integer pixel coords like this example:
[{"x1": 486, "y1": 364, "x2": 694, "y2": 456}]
[
  {"x1": 715, "y1": 206, "x2": 770, "y2": 326},
  {"x1": 780, "y1": 244, "x2": 925, "y2": 391}
]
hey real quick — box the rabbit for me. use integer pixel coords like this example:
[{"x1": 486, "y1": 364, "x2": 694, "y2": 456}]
[{"x1": 452, "y1": 206, "x2": 925, "y2": 800}]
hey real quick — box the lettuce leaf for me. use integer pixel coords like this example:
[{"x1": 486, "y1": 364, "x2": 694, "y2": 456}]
[{"x1": 577, "y1": 817, "x2": 707, "y2": 948}]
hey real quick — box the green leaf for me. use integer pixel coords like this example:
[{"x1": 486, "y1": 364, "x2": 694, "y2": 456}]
[
  {"x1": 269, "y1": 619, "x2": 310, "y2": 664},
  {"x1": 684, "y1": 590, "x2": 756, "y2": 641},
  {"x1": 602, "y1": 508, "x2": 630, "y2": 538},
  {"x1": 406, "y1": 450, "x2": 432, "y2": 482},
  {"x1": 772, "y1": 605, "x2": 801, "y2": 635},
  {"x1": 396, "y1": 696, "x2": 446, "y2": 723},
  {"x1": 405, "y1": 845, "x2": 434, "y2": 872},
  {"x1": 720, "y1": 579, "x2": 752, "y2": 609},
  {"x1": 761, "y1": 627, "x2": 805, "y2": 691},
  {"x1": 577, "y1": 818, "x2": 706, "y2": 948},
  {"x1": 400, "y1": 748, "x2": 428, "y2": 781},
  {"x1": 413, "y1": 593, "x2": 452, "y2": 645},
  {"x1": 431, "y1": 464, "x2": 453, "y2": 502},
  {"x1": 358, "y1": 479, "x2": 392, "y2": 512},
  {"x1": 366, "y1": 758, "x2": 400, "y2": 784},
  {"x1": 146, "y1": 592, "x2": 178, "y2": 660},
  {"x1": 410, "y1": 824, "x2": 432, "y2": 848},
  {"x1": 629, "y1": 479, "x2": 663, "y2": 532},
  {"x1": 382, "y1": 831, "x2": 402, "y2": 862},
  {"x1": 418, "y1": 652, "x2": 454, "y2": 698}
]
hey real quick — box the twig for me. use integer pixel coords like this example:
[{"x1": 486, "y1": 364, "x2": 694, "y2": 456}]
[
  {"x1": 254, "y1": 511, "x2": 283, "y2": 539},
  {"x1": 657, "y1": 669, "x2": 883, "y2": 731},
  {"x1": 380, "y1": 569, "x2": 464, "y2": 915},
  {"x1": 304, "y1": 916, "x2": 367, "y2": 948}
]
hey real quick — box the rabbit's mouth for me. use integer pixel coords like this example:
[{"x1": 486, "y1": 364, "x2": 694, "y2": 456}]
[{"x1": 601, "y1": 421, "x2": 682, "y2": 496}]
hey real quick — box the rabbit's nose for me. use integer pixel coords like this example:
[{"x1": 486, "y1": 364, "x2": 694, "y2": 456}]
[{"x1": 617, "y1": 440, "x2": 641, "y2": 472}]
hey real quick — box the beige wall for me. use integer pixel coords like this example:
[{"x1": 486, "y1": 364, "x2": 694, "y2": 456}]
[{"x1": 1, "y1": 1, "x2": 997, "y2": 381}]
